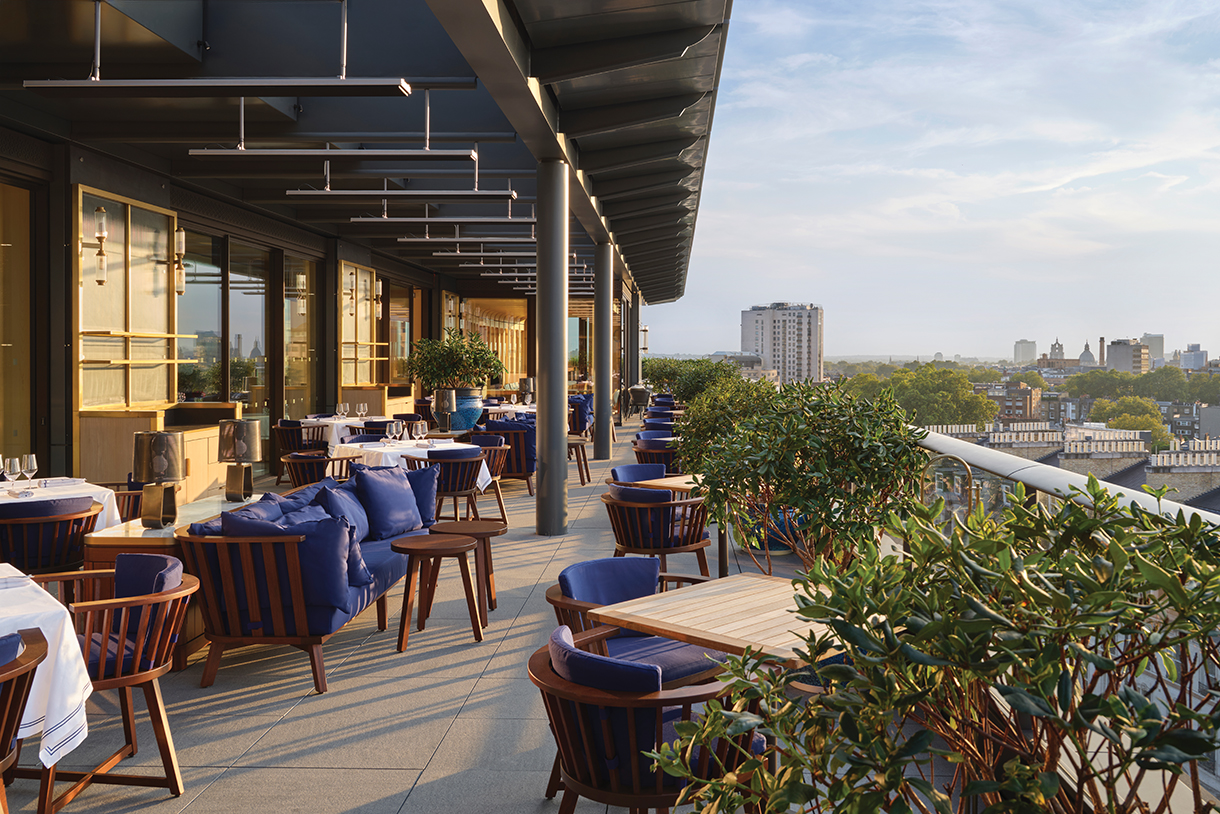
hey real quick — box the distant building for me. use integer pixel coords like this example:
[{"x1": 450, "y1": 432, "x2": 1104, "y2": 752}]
[
  {"x1": 1014, "y1": 339, "x2": 1037, "y2": 365},
  {"x1": 1049, "y1": 338, "x2": 1064, "y2": 360},
  {"x1": 1107, "y1": 339, "x2": 1150, "y2": 376},
  {"x1": 980, "y1": 380, "x2": 1041, "y2": 425},
  {"x1": 1141, "y1": 333, "x2": 1165, "y2": 365},
  {"x1": 708, "y1": 351, "x2": 779, "y2": 384},
  {"x1": 1079, "y1": 341, "x2": 1097, "y2": 367},
  {"x1": 740, "y1": 303, "x2": 823, "y2": 385},
  {"x1": 1182, "y1": 343, "x2": 1208, "y2": 371}
]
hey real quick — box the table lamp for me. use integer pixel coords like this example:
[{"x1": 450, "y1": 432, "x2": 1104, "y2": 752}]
[
  {"x1": 434, "y1": 389, "x2": 458, "y2": 432},
  {"x1": 218, "y1": 419, "x2": 262, "y2": 502},
  {"x1": 519, "y1": 377, "x2": 534, "y2": 396},
  {"x1": 132, "y1": 431, "x2": 185, "y2": 529}
]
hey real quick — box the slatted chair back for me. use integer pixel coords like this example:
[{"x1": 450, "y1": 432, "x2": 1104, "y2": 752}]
[
  {"x1": 415, "y1": 400, "x2": 436, "y2": 427},
  {"x1": 347, "y1": 422, "x2": 388, "y2": 438},
  {"x1": 631, "y1": 443, "x2": 680, "y2": 474},
  {"x1": 470, "y1": 428, "x2": 534, "y2": 493},
  {"x1": 429, "y1": 453, "x2": 484, "y2": 494},
  {"x1": 272, "y1": 422, "x2": 326, "y2": 453},
  {"x1": 479, "y1": 445, "x2": 510, "y2": 478},
  {"x1": 601, "y1": 490, "x2": 710, "y2": 576},
  {"x1": 0, "y1": 628, "x2": 47, "y2": 803},
  {"x1": 279, "y1": 453, "x2": 360, "y2": 488},
  {"x1": 177, "y1": 533, "x2": 312, "y2": 646},
  {"x1": 35, "y1": 567, "x2": 198, "y2": 689},
  {"x1": 528, "y1": 628, "x2": 757, "y2": 811},
  {"x1": 0, "y1": 499, "x2": 103, "y2": 574}
]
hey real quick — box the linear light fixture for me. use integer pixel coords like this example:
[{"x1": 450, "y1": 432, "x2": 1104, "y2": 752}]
[
  {"x1": 395, "y1": 237, "x2": 536, "y2": 244},
  {"x1": 356, "y1": 216, "x2": 534, "y2": 224},
  {"x1": 188, "y1": 148, "x2": 476, "y2": 162},
  {"x1": 288, "y1": 189, "x2": 516, "y2": 202},
  {"x1": 24, "y1": 77, "x2": 415, "y2": 97}
]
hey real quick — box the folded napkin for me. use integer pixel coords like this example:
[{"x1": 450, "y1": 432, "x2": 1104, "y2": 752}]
[
  {"x1": 40, "y1": 477, "x2": 87, "y2": 488},
  {"x1": 0, "y1": 562, "x2": 31, "y2": 588},
  {"x1": 5, "y1": 489, "x2": 33, "y2": 499}
]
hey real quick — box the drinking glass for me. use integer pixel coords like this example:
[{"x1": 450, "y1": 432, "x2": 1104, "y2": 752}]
[
  {"x1": 4, "y1": 458, "x2": 20, "y2": 485},
  {"x1": 339, "y1": 402, "x2": 349, "y2": 418},
  {"x1": 510, "y1": 393, "x2": 517, "y2": 405},
  {"x1": 413, "y1": 422, "x2": 426, "y2": 441},
  {"x1": 21, "y1": 454, "x2": 37, "y2": 487},
  {"x1": 358, "y1": 403, "x2": 367, "y2": 419},
  {"x1": 524, "y1": 393, "x2": 532, "y2": 406}
]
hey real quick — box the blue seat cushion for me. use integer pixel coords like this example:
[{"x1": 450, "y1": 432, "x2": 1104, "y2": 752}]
[
  {"x1": 427, "y1": 446, "x2": 482, "y2": 460},
  {"x1": 0, "y1": 632, "x2": 25, "y2": 665},
  {"x1": 278, "y1": 419, "x2": 303, "y2": 428},
  {"x1": 636, "y1": 437, "x2": 675, "y2": 451},
  {"x1": 607, "y1": 484, "x2": 672, "y2": 503},
  {"x1": 549, "y1": 625, "x2": 659, "y2": 693},
  {"x1": 635, "y1": 431, "x2": 670, "y2": 441},
  {"x1": 468, "y1": 434, "x2": 504, "y2": 448},
  {"x1": 339, "y1": 434, "x2": 383, "y2": 445},
  {"x1": 355, "y1": 467, "x2": 423, "y2": 540},
  {"x1": 219, "y1": 513, "x2": 352, "y2": 611},
  {"x1": 281, "y1": 505, "x2": 332, "y2": 525},
  {"x1": 610, "y1": 463, "x2": 666, "y2": 483},
  {"x1": 342, "y1": 534, "x2": 418, "y2": 621},
  {"x1": 312, "y1": 488, "x2": 374, "y2": 586},
  {"x1": 393, "y1": 413, "x2": 424, "y2": 422},
  {"x1": 608, "y1": 636, "x2": 727, "y2": 684},
  {"x1": 558, "y1": 558, "x2": 658, "y2": 607},
  {"x1": 112, "y1": 553, "x2": 183, "y2": 637},
  {"x1": 486, "y1": 420, "x2": 536, "y2": 474},
  {"x1": 0, "y1": 496, "x2": 92, "y2": 520}
]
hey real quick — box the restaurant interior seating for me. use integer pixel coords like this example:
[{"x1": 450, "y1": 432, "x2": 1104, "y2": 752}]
[
  {"x1": 473, "y1": 422, "x2": 536, "y2": 496},
  {"x1": 421, "y1": 449, "x2": 485, "y2": 522},
  {"x1": 529, "y1": 625, "x2": 761, "y2": 814},
  {"x1": 632, "y1": 439, "x2": 681, "y2": 474},
  {"x1": 467, "y1": 435, "x2": 510, "y2": 524},
  {"x1": 338, "y1": 434, "x2": 384, "y2": 446},
  {"x1": 608, "y1": 463, "x2": 667, "y2": 484},
  {"x1": 602, "y1": 485, "x2": 710, "y2": 576},
  {"x1": 17, "y1": 555, "x2": 199, "y2": 810},
  {"x1": 273, "y1": 421, "x2": 328, "y2": 484},
  {"x1": 0, "y1": 629, "x2": 46, "y2": 814},
  {"x1": 0, "y1": 498, "x2": 103, "y2": 574}
]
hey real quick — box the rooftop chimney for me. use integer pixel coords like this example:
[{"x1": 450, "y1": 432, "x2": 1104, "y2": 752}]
[{"x1": 1099, "y1": 337, "x2": 1105, "y2": 367}]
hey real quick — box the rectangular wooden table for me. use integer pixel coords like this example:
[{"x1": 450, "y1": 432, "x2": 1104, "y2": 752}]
[
  {"x1": 632, "y1": 474, "x2": 698, "y2": 495},
  {"x1": 588, "y1": 572, "x2": 830, "y2": 662}
]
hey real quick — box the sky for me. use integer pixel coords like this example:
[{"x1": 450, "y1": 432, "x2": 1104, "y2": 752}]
[{"x1": 641, "y1": 0, "x2": 1220, "y2": 361}]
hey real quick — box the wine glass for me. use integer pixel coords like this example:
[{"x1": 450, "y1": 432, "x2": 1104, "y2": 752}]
[
  {"x1": 523, "y1": 393, "x2": 532, "y2": 406},
  {"x1": 339, "y1": 402, "x2": 349, "y2": 419},
  {"x1": 413, "y1": 421, "x2": 426, "y2": 442},
  {"x1": 510, "y1": 393, "x2": 517, "y2": 405},
  {"x1": 4, "y1": 458, "x2": 20, "y2": 487},
  {"x1": 21, "y1": 454, "x2": 37, "y2": 488},
  {"x1": 358, "y1": 403, "x2": 367, "y2": 419}
]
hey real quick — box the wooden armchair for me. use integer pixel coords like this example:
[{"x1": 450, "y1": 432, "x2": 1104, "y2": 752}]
[
  {"x1": 602, "y1": 489, "x2": 710, "y2": 576},
  {"x1": 530, "y1": 626, "x2": 760, "y2": 814},
  {"x1": 272, "y1": 423, "x2": 328, "y2": 484},
  {"x1": 469, "y1": 428, "x2": 534, "y2": 495},
  {"x1": 467, "y1": 436, "x2": 510, "y2": 524},
  {"x1": 424, "y1": 452, "x2": 486, "y2": 522},
  {"x1": 279, "y1": 453, "x2": 361, "y2": 488},
  {"x1": 1, "y1": 629, "x2": 47, "y2": 814},
  {"x1": 16, "y1": 559, "x2": 198, "y2": 812},
  {"x1": 632, "y1": 441, "x2": 680, "y2": 474},
  {"x1": 0, "y1": 499, "x2": 103, "y2": 574}
]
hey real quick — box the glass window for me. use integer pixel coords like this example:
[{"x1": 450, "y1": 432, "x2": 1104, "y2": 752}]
[
  {"x1": 0, "y1": 182, "x2": 31, "y2": 460},
  {"x1": 388, "y1": 283, "x2": 412, "y2": 385},
  {"x1": 284, "y1": 255, "x2": 318, "y2": 418},
  {"x1": 230, "y1": 242, "x2": 269, "y2": 467},
  {"x1": 177, "y1": 233, "x2": 224, "y2": 401},
  {"x1": 341, "y1": 263, "x2": 379, "y2": 385}
]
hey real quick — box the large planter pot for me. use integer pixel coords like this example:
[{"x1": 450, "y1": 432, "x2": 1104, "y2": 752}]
[{"x1": 450, "y1": 386, "x2": 484, "y2": 430}]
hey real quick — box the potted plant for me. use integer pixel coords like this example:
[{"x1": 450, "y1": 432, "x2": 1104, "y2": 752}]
[
  {"x1": 695, "y1": 381, "x2": 926, "y2": 573},
  {"x1": 403, "y1": 328, "x2": 505, "y2": 430},
  {"x1": 652, "y1": 480, "x2": 1220, "y2": 813}
]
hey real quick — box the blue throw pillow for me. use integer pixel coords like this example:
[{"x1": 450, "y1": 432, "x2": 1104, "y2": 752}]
[
  {"x1": 607, "y1": 484, "x2": 672, "y2": 503},
  {"x1": 0, "y1": 632, "x2": 23, "y2": 666},
  {"x1": 548, "y1": 626, "x2": 660, "y2": 693},
  {"x1": 220, "y1": 513, "x2": 352, "y2": 611},
  {"x1": 281, "y1": 505, "x2": 331, "y2": 525},
  {"x1": 278, "y1": 476, "x2": 340, "y2": 512},
  {"x1": 230, "y1": 500, "x2": 285, "y2": 523},
  {"x1": 312, "y1": 488, "x2": 375, "y2": 586},
  {"x1": 114, "y1": 553, "x2": 183, "y2": 597},
  {"x1": 355, "y1": 467, "x2": 423, "y2": 540},
  {"x1": 313, "y1": 487, "x2": 370, "y2": 543},
  {"x1": 405, "y1": 465, "x2": 439, "y2": 528}
]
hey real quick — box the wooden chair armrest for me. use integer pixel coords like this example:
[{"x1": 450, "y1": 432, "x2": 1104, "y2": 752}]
[
  {"x1": 68, "y1": 574, "x2": 199, "y2": 613},
  {"x1": 33, "y1": 569, "x2": 115, "y2": 587},
  {"x1": 659, "y1": 572, "x2": 711, "y2": 590}
]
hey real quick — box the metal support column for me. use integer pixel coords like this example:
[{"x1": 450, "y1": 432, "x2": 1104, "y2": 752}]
[
  {"x1": 627, "y1": 290, "x2": 640, "y2": 387},
  {"x1": 593, "y1": 242, "x2": 613, "y2": 460},
  {"x1": 535, "y1": 159, "x2": 569, "y2": 535}
]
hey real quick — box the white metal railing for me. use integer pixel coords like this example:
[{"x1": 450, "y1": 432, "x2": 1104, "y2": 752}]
[{"x1": 919, "y1": 430, "x2": 1220, "y2": 525}]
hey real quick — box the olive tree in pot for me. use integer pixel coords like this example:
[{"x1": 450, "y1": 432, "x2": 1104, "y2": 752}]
[
  {"x1": 694, "y1": 380, "x2": 927, "y2": 573},
  {"x1": 403, "y1": 328, "x2": 505, "y2": 430},
  {"x1": 652, "y1": 480, "x2": 1220, "y2": 813}
]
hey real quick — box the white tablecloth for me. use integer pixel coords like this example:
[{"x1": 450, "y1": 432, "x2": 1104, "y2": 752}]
[
  {"x1": 0, "y1": 563, "x2": 92, "y2": 766},
  {"x1": 301, "y1": 416, "x2": 388, "y2": 449},
  {"x1": 335, "y1": 441, "x2": 493, "y2": 492},
  {"x1": 0, "y1": 480, "x2": 121, "y2": 531},
  {"x1": 486, "y1": 404, "x2": 536, "y2": 418}
]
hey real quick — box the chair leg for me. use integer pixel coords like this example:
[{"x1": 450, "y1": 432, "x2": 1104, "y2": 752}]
[
  {"x1": 142, "y1": 679, "x2": 184, "y2": 796},
  {"x1": 484, "y1": 537, "x2": 497, "y2": 611},
  {"x1": 118, "y1": 686, "x2": 138, "y2": 758},
  {"x1": 200, "y1": 641, "x2": 226, "y2": 688},
  {"x1": 659, "y1": 553, "x2": 668, "y2": 573},
  {"x1": 557, "y1": 787, "x2": 579, "y2": 814},
  {"x1": 526, "y1": 475, "x2": 534, "y2": 496},
  {"x1": 466, "y1": 494, "x2": 480, "y2": 521},
  {"x1": 545, "y1": 751, "x2": 563, "y2": 798},
  {"x1": 456, "y1": 551, "x2": 482, "y2": 643},
  {"x1": 36, "y1": 763, "x2": 55, "y2": 814},
  {"x1": 473, "y1": 538, "x2": 489, "y2": 628},
  {"x1": 419, "y1": 557, "x2": 442, "y2": 629},
  {"x1": 306, "y1": 644, "x2": 327, "y2": 693},
  {"x1": 696, "y1": 548, "x2": 710, "y2": 578},
  {"x1": 376, "y1": 593, "x2": 388, "y2": 631},
  {"x1": 397, "y1": 555, "x2": 422, "y2": 652},
  {"x1": 491, "y1": 481, "x2": 508, "y2": 524},
  {"x1": 435, "y1": 494, "x2": 444, "y2": 523}
]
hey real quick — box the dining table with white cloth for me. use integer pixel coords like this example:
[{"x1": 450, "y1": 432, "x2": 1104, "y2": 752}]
[
  {"x1": 334, "y1": 440, "x2": 493, "y2": 492},
  {"x1": 485, "y1": 404, "x2": 536, "y2": 418},
  {"x1": 301, "y1": 415, "x2": 388, "y2": 449},
  {"x1": 0, "y1": 478, "x2": 122, "y2": 531},
  {"x1": 0, "y1": 563, "x2": 93, "y2": 767}
]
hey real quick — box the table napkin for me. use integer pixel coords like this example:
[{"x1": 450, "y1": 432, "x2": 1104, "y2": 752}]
[{"x1": 0, "y1": 562, "x2": 31, "y2": 588}]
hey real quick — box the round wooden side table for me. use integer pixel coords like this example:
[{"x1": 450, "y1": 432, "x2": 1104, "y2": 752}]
[
  {"x1": 430, "y1": 520, "x2": 508, "y2": 627},
  {"x1": 391, "y1": 533, "x2": 481, "y2": 652}
]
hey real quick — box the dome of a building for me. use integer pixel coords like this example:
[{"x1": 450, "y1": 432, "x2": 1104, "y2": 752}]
[{"x1": 1079, "y1": 342, "x2": 1096, "y2": 366}]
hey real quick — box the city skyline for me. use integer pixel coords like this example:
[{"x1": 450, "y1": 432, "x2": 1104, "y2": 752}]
[{"x1": 642, "y1": 2, "x2": 1220, "y2": 360}]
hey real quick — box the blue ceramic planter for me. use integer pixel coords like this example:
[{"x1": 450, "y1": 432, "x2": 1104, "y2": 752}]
[{"x1": 450, "y1": 387, "x2": 484, "y2": 430}]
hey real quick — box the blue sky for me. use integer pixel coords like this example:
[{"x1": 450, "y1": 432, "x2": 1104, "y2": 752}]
[{"x1": 642, "y1": 1, "x2": 1220, "y2": 361}]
